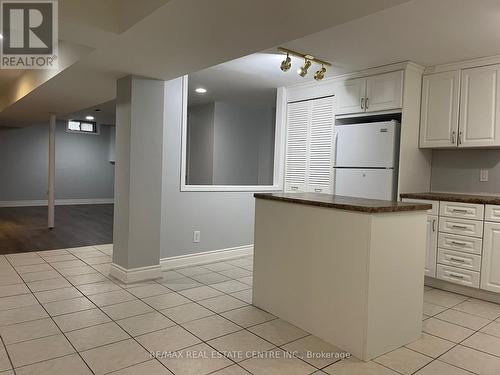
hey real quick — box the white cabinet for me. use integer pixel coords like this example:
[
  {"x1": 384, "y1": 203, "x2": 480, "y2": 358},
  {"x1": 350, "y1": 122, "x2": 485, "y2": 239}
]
[
  {"x1": 425, "y1": 215, "x2": 438, "y2": 277},
  {"x1": 419, "y1": 71, "x2": 460, "y2": 148},
  {"x1": 334, "y1": 71, "x2": 403, "y2": 115},
  {"x1": 402, "y1": 198, "x2": 438, "y2": 277},
  {"x1": 334, "y1": 78, "x2": 365, "y2": 115},
  {"x1": 365, "y1": 71, "x2": 403, "y2": 113},
  {"x1": 284, "y1": 97, "x2": 335, "y2": 194},
  {"x1": 481, "y1": 222, "x2": 500, "y2": 293},
  {"x1": 459, "y1": 65, "x2": 500, "y2": 147},
  {"x1": 420, "y1": 64, "x2": 500, "y2": 149}
]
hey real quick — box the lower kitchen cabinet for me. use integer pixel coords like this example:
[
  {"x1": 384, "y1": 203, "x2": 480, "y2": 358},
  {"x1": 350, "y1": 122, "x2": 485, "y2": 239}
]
[{"x1": 481, "y1": 222, "x2": 500, "y2": 293}]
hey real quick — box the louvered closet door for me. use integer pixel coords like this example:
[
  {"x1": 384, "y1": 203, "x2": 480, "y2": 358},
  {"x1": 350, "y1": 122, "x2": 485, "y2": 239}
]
[
  {"x1": 307, "y1": 97, "x2": 335, "y2": 194},
  {"x1": 285, "y1": 101, "x2": 310, "y2": 192}
]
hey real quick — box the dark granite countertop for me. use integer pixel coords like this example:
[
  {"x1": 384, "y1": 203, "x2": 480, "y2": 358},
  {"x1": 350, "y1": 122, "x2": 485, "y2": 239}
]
[
  {"x1": 254, "y1": 193, "x2": 432, "y2": 213},
  {"x1": 400, "y1": 192, "x2": 500, "y2": 205}
]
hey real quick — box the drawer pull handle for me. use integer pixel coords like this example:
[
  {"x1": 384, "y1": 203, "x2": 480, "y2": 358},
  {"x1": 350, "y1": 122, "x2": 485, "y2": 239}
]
[
  {"x1": 449, "y1": 257, "x2": 466, "y2": 263},
  {"x1": 450, "y1": 241, "x2": 467, "y2": 246},
  {"x1": 452, "y1": 209, "x2": 469, "y2": 214},
  {"x1": 314, "y1": 188, "x2": 322, "y2": 193},
  {"x1": 451, "y1": 225, "x2": 468, "y2": 230},
  {"x1": 449, "y1": 273, "x2": 465, "y2": 280},
  {"x1": 291, "y1": 186, "x2": 298, "y2": 191}
]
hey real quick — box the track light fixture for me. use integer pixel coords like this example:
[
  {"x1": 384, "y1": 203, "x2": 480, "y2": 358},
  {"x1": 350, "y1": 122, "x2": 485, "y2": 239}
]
[
  {"x1": 314, "y1": 65, "x2": 327, "y2": 81},
  {"x1": 297, "y1": 59, "x2": 312, "y2": 77},
  {"x1": 280, "y1": 53, "x2": 291, "y2": 72},
  {"x1": 278, "y1": 47, "x2": 331, "y2": 80}
]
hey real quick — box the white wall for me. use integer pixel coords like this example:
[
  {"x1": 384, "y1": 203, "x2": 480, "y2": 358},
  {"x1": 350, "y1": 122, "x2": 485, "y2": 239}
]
[
  {"x1": 161, "y1": 78, "x2": 256, "y2": 258},
  {"x1": 0, "y1": 122, "x2": 115, "y2": 202}
]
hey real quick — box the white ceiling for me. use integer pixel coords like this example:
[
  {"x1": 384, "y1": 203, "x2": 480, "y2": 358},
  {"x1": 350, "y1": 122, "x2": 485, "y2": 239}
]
[
  {"x1": 282, "y1": 0, "x2": 500, "y2": 73},
  {"x1": 0, "y1": 0, "x2": 412, "y2": 126},
  {"x1": 3, "y1": 0, "x2": 500, "y2": 127},
  {"x1": 188, "y1": 52, "x2": 323, "y2": 107}
]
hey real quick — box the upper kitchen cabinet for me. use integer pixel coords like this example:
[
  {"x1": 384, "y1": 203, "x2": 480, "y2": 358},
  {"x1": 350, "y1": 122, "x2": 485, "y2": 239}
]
[
  {"x1": 419, "y1": 71, "x2": 460, "y2": 148},
  {"x1": 420, "y1": 61, "x2": 500, "y2": 149},
  {"x1": 365, "y1": 71, "x2": 403, "y2": 112},
  {"x1": 459, "y1": 64, "x2": 500, "y2": 148},
  {"x1": 334, "y1": 77, "x2": 365, "y2": 115},
  {"x1": 334, "y1": 71, "x2": 403, "y2": 115}
]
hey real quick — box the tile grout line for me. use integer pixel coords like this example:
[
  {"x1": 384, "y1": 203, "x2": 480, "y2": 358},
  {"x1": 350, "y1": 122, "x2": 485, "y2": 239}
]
[
  {"x1": 0, "y1": 334, "x2": 17, "y2": 375},
  {"x1": 3, "y1": 255, "x2": 98, "y2": 375}
]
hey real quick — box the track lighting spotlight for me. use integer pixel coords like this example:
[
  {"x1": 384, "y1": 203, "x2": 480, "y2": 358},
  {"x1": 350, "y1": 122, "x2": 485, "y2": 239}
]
[
  {"x1": 280, "y1": 53, "x2": 291, "y2": 72},
  {"x1": 277, "y1": 47, "x2": 331, "y2": 80},
  {"x1": 314, "y1": 65, "x2": 327, "y2": 81},
  {"x1": 297, "y1": 59, "x2": 312, "y2": 77}
]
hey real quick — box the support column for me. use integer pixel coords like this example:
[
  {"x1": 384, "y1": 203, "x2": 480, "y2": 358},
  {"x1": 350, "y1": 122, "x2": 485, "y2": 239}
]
[
  {"x1": 110, "y1": 76, "x2": 165, "y2": 283},
  {"x1": 48, "y1": 113, "x2": 56, "y2": 229}
]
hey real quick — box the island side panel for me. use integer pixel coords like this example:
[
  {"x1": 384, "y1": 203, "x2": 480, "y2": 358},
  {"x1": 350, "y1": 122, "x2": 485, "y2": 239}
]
[
  {"x1": 365, "y1": 212, "x2": 426, "y2": 359},
  {"x1": 252, "y1": 198, "x2": 372, "y2": 358}
]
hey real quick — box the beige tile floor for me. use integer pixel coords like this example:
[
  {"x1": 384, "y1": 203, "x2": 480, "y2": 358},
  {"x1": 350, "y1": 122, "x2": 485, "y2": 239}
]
[{"x1": 1, "y1": 246, "x2": 500, "y2": 374}]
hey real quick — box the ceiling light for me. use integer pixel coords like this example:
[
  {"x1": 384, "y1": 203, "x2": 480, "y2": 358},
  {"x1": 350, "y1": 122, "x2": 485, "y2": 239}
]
[
  {"x1": 280, "y1": 53, "x2": 291, "y2": 72},
  {"x1": 85, "y1": 115, "x2": 95, "y2": 120},
  {"x1": 314, "y1": 66, "x2": 327, "y2": 81},
  {"x1": 297, "y1": 59, "x2": 312, "y2": 77},
  {"x1": 0, "y1": 34, "x2": 3, "y2": 40},
  {"x1": 195, "y1": 88, "x2": 207, "y2": 94}
]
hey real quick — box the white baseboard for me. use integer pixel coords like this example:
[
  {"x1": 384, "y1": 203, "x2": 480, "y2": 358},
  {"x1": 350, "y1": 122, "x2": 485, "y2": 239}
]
[
  {"x1": 109, "y1": 263, "x2": 162, "y2": 284},
  {"x1": 0, "y1": 198, "x2": 114, "y2": 207},
  {"x1": 161, "y1": 245, "x2": 253, "y2": 271}
]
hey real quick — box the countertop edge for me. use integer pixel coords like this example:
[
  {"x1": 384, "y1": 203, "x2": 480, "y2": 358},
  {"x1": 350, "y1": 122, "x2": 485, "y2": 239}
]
[
  {"x1": 400, "y1": 192, "x2": 500, "y2": 205},
  {"x1": 255, "y1": 193, "x2": 432, "y2": 213}
]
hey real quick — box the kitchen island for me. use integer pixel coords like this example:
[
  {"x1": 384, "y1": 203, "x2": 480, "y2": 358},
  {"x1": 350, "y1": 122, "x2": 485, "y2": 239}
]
[{"x1": 252, "y1": 193, "x2": 431, "y2": 361}]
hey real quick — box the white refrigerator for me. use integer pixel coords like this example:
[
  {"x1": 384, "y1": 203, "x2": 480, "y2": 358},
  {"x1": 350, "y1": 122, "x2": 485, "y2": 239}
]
[{"x1": 334, "y1": 120, "x2": 400, "y2": 201}]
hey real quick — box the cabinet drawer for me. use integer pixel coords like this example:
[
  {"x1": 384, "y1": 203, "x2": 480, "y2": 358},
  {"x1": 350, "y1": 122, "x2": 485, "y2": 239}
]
[
  {"x1": 402, "y1": 198, "x2": 439, "y2": 215},
  {"x1": 285, "y1": 183, "x2": 306, "y2": 193},
  {"x1": 436, "y1": 264, "x2": 480, "y2": 288},
  {"x1": 485, "y1": 205, "x2": 500, "y2": 223},
  {"x1": 438, "y1": 233, "x2": 482, "y2": 255},
  {"x1": 439, "y1": 216, "x2": 484, "y2": 238},
  {"x1": 437, "y1": 248, "x2": 481, "y2": 271},
  {"x1": 439, "y1": 201, "x2": 484, "y2": 220}
]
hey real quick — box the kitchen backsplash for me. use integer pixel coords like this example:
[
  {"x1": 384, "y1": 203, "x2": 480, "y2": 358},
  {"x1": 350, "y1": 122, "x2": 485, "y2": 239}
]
[{"x1": 431, "y1": 149, "x2": 500, "y2": 195}]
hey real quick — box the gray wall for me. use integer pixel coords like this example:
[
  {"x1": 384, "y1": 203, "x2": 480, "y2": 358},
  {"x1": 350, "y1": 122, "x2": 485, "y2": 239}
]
[
  {"x1": 431, "y1": 149, "x2": 500, "y2": 194},
  {"x1": 212, "y1": 102, "x2": 275, "y2": 186},
  {"x1": 0, "y1": 122, "x2": 115, "y2": 201},
  {"x1": 161, "y1": 78, "x2": 256, "y2": 258},
  {"x1": 187, "y1": 103, "x2": 214, "y2": 185},
  {"x1": 186, "y1": 101, "x2": 275, "y2": 186},
  {"x1": 113, "y1": 76, "x2": 164, "y2": 269}
]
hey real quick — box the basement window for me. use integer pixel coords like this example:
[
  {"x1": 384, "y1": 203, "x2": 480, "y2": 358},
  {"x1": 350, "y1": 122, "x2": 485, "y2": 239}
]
[{"x1": 66, "y1": 120, "x2": 99, "y2": 134}]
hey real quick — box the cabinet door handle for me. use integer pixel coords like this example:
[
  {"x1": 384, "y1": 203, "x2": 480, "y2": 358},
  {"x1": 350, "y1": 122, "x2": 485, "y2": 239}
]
[
  {"x1": 458, "y1": 131, "x2": 463, "y2": 145},
  {"x1": 451, "y1": 131, "x2": 456, "y2": 144},
  {"x1": 361, "y1": 98, "x2": 365, "y2": 110},
  {"x1": 365, "y1": 98, "x2": 369, "y2": 109},
  {"x1": 314, "y1": 188, "x2": 322, "y2": 193},
  {"x1": 432, "y1": 219, "x2": 436, "y2": 232},
  {"x1": 290, "y1": 186, "x2": 298, "y2": 191},
  {"x1": 451, "y1": 224, "x2": 468, "y2": 230},
  {"x1": 449, "y1": 257, "x2": 466, "y2": 263}
]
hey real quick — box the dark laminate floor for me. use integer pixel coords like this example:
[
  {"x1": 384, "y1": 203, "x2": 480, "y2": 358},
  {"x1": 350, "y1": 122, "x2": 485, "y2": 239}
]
[{"x1": 0, "y1": 204, "x2": 113, "y2": 254}]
